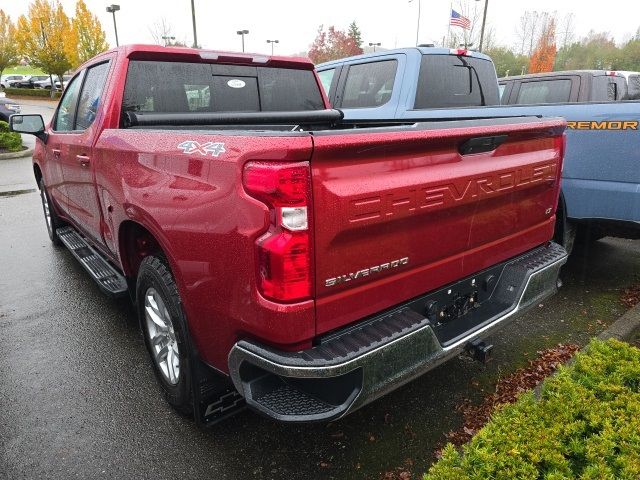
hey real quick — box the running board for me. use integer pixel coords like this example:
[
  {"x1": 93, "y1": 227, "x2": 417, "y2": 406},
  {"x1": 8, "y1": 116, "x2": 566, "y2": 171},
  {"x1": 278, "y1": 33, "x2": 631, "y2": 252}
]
[{"x1": 56, "y1": 226, "x2": 128, "y2": 298}]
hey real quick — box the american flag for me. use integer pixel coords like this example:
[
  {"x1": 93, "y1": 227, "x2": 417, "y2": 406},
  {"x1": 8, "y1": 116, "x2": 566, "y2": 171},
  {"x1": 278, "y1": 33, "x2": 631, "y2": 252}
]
[{"x1": 450, "y1": 9, "x2": 471, "y2": 30}]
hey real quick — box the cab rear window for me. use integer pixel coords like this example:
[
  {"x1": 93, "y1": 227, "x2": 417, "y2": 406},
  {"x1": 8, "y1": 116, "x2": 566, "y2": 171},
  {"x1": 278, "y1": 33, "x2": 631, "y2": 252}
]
[
  {"x1": 414, "y1": 54, "x2": 499, "y2": 109},
  {"x1": 122, "y1": 61, "x2": 324, "y2": 116}
]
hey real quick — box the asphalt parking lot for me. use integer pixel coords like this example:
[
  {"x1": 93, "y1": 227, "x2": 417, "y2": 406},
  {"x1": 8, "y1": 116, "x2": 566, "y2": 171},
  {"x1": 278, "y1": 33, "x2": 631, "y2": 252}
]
[{"x1": 1, "y1": 102, "x2": 640, "y2": 480}]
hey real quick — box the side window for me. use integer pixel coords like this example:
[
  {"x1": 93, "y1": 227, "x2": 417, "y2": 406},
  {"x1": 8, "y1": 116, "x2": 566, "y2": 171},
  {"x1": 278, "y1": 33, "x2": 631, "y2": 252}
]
[
  {"x1": 341, "y1": 60, "x2": 397, "y2": 109},
  {"x1": 628, "y1": 75, "x2": 640, "y2": 100},
  {"x1": 516, "y1": 79, "x2": 572, "y2": 104},
  {"x1": 54, "y1": 72, "x2": 84, "y2": 132},
  {"x1": 76, "y1": 62, "x2": 110, "y2": 131},
  {"x1": 317, "y1": 69, "x2": 336, "y2": 96},
  {"x1": 498, "y1": 82, "x2": 514, "y2": 105},
  {"x1": 592, "y1": 76, "x2": 626, "y2": 102},
  {"x1": 614, "y1": 77, "x2": 627, "y2": 100},
  {"x1": 592, "y1": 76, "x2": 615, "y2": 101}
]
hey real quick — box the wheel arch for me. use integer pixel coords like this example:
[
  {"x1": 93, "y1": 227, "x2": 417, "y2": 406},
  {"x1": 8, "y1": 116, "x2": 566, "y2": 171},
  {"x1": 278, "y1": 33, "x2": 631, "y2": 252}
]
[
  {"x1": 33, "y1": 162, "x2": 43, "y2": 185},
  {"x1": 118, "y1": 220, "x2": 164, "y2": 278}
]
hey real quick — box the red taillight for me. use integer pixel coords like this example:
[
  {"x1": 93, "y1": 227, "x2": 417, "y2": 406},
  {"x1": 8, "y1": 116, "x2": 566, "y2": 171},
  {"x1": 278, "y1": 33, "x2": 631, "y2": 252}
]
[{"x1": 243, "y1": 162, "x2": 312, "y2": 303}]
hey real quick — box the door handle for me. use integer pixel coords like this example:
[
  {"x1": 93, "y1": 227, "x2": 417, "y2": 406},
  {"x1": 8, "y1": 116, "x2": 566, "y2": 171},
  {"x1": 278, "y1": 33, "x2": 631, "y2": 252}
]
[
  {"x1": 52, "y1": 149, "x2": 61, "y2": 158},
  {"x1": 77, "y1": 155, "x2": 91, "y2": 167}
]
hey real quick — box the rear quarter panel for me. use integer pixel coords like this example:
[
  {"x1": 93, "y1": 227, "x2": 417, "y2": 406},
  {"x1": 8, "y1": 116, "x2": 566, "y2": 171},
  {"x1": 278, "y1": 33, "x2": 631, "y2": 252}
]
[{"x1": 93, "y1": 130, "x2": 316, "y2": 371}]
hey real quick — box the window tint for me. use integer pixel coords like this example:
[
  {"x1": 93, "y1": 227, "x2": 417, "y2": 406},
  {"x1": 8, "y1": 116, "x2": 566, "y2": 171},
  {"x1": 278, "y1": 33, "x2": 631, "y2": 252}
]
[
  {"x1": 516, "y1": 79, "x2": 572, "y2": 104},
  {"x1": 414, "y1": 54, "x2": 499, "y2": 109},
  {"x1": 260, "y1": 68, "x2": 324, "y2": 111},
  {"x1": 628, "y1": 75, "x2": 640, "y2": 100},
  {"x1": 317, "y1": 69, "x2": 336, "y2": 96},
  {"x1": 591, "y1": 76, "x2": 625, "y2": 102},
  {"x1": 76, "y1": 62, "x2": 110, "y2": 131},
  {"x1": 184, "y1": 84, "x2": 211, "y2": 111},
  {"x1": 499, "y1": 83, "x2": 507, "y2": 103},
  {"x1": 54, "y1": 72, "x2": 84, "y2": 131},
  {"x1": 122, "y1": 61, "x2": 324, "y2": 118},
  {"x1": 614, "y1": 77, "x2": 627, "y2": 100},
  {"x1": 341, "y1": 60, "x2": 397, "y2": 109}
]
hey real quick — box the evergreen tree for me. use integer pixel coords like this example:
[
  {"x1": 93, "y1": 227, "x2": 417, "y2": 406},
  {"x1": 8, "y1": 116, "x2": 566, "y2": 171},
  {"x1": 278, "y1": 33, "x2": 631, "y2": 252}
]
[{"x1": 348, "y1": 21, "x2": 362, "y2": 48}]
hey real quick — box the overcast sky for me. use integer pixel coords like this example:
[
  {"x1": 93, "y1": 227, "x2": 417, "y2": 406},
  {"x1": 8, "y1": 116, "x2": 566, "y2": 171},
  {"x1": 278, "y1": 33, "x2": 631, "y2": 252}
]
[{"x1": 3, "y1": 0, "x2": 640, "y2": 57}]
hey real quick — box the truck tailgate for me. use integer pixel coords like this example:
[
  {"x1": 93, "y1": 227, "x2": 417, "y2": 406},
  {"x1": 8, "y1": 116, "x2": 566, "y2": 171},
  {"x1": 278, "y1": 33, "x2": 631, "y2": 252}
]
[{"x1": 311, "y1": 118, "x2": 565, "y2": 334}]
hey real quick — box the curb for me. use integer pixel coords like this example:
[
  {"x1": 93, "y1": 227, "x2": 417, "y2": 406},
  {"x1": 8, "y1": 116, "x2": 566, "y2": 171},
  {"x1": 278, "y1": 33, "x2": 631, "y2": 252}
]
[
  {"x1": 0, "y1": 147, "x2": 34, "y2": 160},
  {"x1": 597, "y1": 301, "x2": 640, "y2": 343}
]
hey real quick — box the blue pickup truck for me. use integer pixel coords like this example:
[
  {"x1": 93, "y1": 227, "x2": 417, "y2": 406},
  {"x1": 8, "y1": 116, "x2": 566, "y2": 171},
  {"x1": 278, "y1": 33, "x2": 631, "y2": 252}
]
[{"x1": 317, "y1": 48, "x2": 640, "y2": 249}]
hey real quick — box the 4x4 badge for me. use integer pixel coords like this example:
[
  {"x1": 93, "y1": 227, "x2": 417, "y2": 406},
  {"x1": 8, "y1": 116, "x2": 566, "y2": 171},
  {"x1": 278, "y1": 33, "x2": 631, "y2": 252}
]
[{"x1": 178, "y1": 140, "x2": 226, "y2": 157}]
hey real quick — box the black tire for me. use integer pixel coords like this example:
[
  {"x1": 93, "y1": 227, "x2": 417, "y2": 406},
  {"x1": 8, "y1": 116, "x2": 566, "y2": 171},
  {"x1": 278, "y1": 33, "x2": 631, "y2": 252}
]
[
  {"x1": 137, "y1": 256, "x2": 193, "y2": 415},
  {"x1": 38, "y1": 178, "x2": 63, "y2": 246},
  {"x1": 553, "y1": 205, "x2": 576, "y2": 256}
]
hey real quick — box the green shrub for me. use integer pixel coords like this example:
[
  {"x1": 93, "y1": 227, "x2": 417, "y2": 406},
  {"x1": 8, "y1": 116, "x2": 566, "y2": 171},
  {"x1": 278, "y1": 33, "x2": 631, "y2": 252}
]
[
  {"x1": 4, "y1": 87, "x2": 61, "y2": 99},
  {"x1": 0, "y1": 120, "x2": 22, "y2": 152},
  {"x1": 424, "y1": 339, "x2": 640, "y2": 480}
]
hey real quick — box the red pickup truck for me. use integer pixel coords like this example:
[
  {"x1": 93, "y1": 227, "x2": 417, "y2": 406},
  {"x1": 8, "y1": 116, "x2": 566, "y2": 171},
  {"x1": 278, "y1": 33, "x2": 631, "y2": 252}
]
[{"x1": 11, "y1": 45, "x2": 567, "y2": 425}]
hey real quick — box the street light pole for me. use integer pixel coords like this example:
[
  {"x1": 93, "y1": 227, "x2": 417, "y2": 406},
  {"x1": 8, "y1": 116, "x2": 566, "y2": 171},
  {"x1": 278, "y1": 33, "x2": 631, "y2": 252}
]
[
  {"x1": 236, "y1": 30, "x2": 249, "y2": 52},
  {"x1": 368, "y1": 42, "x2": 381, "y2": 52},
  {"x1": 105, "y1": 4, "x2": 120, "y2": 47},
  {"x1": 477, "y1": 0, "x2": 489, "y2": 52},
  {"x1": 266, "y1": 39, "x2": 279, "y2": 55},
  {"x1": 190, "y1": 0, "x2": 198, "y2": 48},
  {"x1": 409, "y1": 0, "x2": 421, "y2": 46}
]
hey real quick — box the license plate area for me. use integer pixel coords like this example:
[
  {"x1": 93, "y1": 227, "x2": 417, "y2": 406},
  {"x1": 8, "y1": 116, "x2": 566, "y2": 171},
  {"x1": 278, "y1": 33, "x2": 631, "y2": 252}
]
[{"x1": 404, "y1": 262, "x2": 515, "y2": 346}]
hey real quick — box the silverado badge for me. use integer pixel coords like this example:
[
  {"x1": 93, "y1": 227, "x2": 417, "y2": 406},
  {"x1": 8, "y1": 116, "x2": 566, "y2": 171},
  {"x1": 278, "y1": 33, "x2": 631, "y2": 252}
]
[{"x1": 325, "y1": 257, "x2": 409, "y2": 287}]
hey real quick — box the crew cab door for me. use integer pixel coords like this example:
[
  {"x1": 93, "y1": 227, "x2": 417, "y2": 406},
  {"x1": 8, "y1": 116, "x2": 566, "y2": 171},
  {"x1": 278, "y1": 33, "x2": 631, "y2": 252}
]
[
  {"x1": 46, "y1": 72, "x2": 85, "y2": 212},
  {"x1": 51, "y1": 61, "x2": 110, "y2": 244}
]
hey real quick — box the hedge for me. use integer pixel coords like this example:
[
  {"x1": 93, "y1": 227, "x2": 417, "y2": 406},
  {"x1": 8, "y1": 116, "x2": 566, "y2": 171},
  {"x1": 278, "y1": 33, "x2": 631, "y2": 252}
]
[
  {"x1": 3, "y1": 87, "x2": 61, "y2": 99},
  {"x1": 424, "y1": 338, "x2": 640, "y2": 480},
  {"x1": 0, "y1": 120, "x2": 22, "y2": 152}
]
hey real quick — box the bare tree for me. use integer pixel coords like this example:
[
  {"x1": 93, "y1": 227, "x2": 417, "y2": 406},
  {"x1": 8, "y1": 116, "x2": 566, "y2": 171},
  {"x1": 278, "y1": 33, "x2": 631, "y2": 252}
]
[
  {"x1": 148, "y1": 17, "x2": 184, "y2": 46},
  {"x1": 558, "y1": 13, "x2": 575, "y2": 50},
  {"x1": 515, "y1": 11, "x2": 559, "y2": 57},
  {"x1": 482, "y1": 26, "x2": 496, "y2": 51},
  {"x1": 516, "y1": 11, "x2": 541, "y2": 56}
]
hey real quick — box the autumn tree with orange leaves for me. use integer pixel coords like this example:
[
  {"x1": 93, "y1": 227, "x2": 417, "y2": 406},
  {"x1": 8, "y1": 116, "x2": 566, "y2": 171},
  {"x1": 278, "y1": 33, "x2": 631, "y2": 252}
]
[
  {"x1": 529, "y1": 17, "x2": 557, "y2": 73},
  {"x1": 308, "y1": 25, "x2": 363, "y2": 64}
]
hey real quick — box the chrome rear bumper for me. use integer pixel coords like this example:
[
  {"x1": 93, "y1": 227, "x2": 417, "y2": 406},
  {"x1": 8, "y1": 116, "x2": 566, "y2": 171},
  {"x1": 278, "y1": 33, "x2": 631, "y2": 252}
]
[{"x1": 228, "y1": 242, "x2": 568, "y2": 422}]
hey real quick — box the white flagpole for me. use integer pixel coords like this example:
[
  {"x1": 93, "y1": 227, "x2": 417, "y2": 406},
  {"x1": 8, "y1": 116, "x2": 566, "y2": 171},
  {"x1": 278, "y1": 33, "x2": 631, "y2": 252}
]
[{"x1": 446, "y1": 1, "x2": 452, "y2": 47}]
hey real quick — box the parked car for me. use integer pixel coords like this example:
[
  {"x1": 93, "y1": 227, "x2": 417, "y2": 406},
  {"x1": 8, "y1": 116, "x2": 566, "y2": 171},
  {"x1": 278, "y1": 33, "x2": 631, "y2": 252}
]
[
  {"x1": 11, "y1": 44, "x2": 567, "y2": 425},
  {"x1": 321, "y1": 51, "x2": 640, "y2": 250},
  {"x1": 316, "y1": 47, "x2": 500, "y2": 118},
  {"x1": 53, "y1": 75, "x2": 72, "y2": 90},
  {"x1": 33, "y1": 77, "x2": 55, "y2": 89},
  {"x1": 1, "y1": 75, "x2": 29, "y2": 90},
  {"x1": 0, "y1": 98, "x2": 20, "y2": 121},
  {"x1": 499, "y1": 70, "x2": 628, "y2": 104},
  {"x1": 13, "y1": 75, "x2": 50, "y2": 89}
]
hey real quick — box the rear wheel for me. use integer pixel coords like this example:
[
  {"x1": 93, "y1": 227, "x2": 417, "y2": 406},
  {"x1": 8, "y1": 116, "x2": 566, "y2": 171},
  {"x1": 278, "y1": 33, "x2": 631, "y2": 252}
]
[
  {"x1": 137, "y1": 256, "x2": 193, "y2": 415},
  {"x1": 38, "y1": 178, "x2": 63, "y2": 246},
  {"x1": 554, "y1": 203, "x2": 576, "y2": 256}
]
